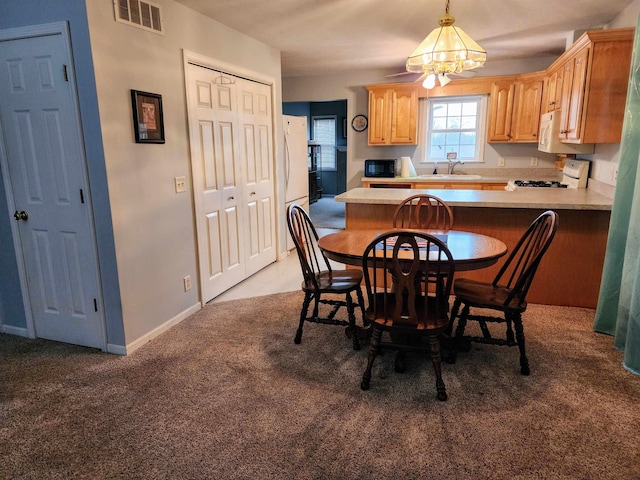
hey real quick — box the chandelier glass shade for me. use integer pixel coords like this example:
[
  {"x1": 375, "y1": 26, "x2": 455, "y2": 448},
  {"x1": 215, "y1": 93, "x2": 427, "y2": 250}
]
[{"x1": 406, "y1": 1, "x2": 486, "y2": 76}]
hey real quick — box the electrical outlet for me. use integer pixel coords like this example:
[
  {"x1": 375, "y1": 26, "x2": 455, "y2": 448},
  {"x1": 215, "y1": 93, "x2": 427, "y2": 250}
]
[
  {"x1": 531, "y1": 157, "x2": 539, "y2": 167},
  {"x1": 498, "y1": 157, "x2": 505, "y2": 167},
  {"x1": 175, "y1": 176, "x2": 186, "y2": 193},
  {"x1": 183, "y1": 275, "x2": 191, "y2": 292}
]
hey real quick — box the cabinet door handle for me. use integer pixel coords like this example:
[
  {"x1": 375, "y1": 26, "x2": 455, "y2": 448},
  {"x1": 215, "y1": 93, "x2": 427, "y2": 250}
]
[
  {"x1": 250, "y1": 192, "x2": 256, "y2": 196},
  {"x1": 228, "y1": 196, "x2": 234, "y2": 201}
]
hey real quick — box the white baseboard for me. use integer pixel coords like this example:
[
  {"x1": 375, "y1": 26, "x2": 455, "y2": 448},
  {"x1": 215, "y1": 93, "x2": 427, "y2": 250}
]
[
  {"x1": 123, "y1": 302, "x2": 202, "y2": 355},
  {"x1": 106, "y1": 343, "x2": 127, "y2": 355},
  {"x1": 1, "y1": 324, "x2": 30, "y2": 337}
]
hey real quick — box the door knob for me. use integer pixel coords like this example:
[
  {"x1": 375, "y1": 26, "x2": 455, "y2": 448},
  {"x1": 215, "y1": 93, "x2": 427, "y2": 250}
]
[{"x1": 13, "y1": 210, "x2": 28, "y2": 221}]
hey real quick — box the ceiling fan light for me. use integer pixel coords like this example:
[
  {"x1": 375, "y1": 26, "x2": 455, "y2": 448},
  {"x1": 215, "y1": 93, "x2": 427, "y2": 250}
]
[
  {"x1": 439, "y1": 73, "x2": 451, "y2": 86},
  {"x1": 422, "y1": 73, "x2": 437, "y2": 89},
  {"x1": 406, "y1": 0, "x2": 486, "y2": 76}
]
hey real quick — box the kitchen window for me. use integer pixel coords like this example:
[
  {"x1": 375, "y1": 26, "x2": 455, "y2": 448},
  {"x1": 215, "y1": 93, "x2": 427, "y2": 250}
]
[
  {"x1": 420, "y1": 95, "x2": 487, "y2": 164},
  {"x1": 311, "y1": 116, "x2": 336, "y2": 170}
]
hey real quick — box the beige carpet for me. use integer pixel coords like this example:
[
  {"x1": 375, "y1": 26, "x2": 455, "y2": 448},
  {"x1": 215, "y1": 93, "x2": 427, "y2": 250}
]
[{"x1": 1, "y1": 291, "x2": 639, "y2": 479}]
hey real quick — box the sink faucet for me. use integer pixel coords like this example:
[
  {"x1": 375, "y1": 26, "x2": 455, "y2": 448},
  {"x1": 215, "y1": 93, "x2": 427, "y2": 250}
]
[{"x1": 447, "y1": 160, "x2": 463, "y2": 175}]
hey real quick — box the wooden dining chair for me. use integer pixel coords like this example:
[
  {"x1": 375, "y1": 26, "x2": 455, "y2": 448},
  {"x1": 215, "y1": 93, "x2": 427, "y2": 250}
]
[
  {"x1": 360, "y1": 230, "x2": 455, "y2": 401},
  {"x1": 287, "y1": 204, "x2": 366, "y2": 350},
  {"x1": 392, "y1": 193, "x2": 454, "y2": 230},
  {"x1": 446, "y1": 210, "x2": 559, "y2": 375}
]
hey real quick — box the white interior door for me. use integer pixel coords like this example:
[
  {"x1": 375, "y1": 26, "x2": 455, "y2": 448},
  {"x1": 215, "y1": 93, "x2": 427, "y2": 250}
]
[
  {"x1": 186, "y1": 64, "x2": 245, "y2": 301},
  {"x1": 237, "y1": 80, "x2": 276, "y2": 277},
  {"x1": 185, "y1": 62, "x2": 276, "y2": 302},
  {"x1": 0, "y1": 28, "x2": 105, "y2": 348}
]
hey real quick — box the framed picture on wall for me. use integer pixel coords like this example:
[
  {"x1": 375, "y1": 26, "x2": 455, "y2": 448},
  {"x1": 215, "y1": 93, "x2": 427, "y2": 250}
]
[{"x1": 131, "y1": 90, "x2": 165, "y2": 143}]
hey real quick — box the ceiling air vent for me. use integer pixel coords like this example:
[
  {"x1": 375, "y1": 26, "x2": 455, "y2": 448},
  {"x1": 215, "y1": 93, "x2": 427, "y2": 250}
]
[{"x1": 113, "y1": 0, "x2": 164, "y2": 35}]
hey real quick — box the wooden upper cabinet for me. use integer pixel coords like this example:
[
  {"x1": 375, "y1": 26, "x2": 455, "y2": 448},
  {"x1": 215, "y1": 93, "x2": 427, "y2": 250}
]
[
  {"x1": 367, "y1": 84, "x2": 418, "y2": 145},
  {"x1": 390, "y1": 87, "x2": 418, "y2": 143},
  {"x1": 559, "y1": 46, "x2": 590, "y2": 142},
  {"x1": 550, "y1": 28, "x2": 633, "y2": 144},
  {"x1": 367, "y1": 87, "x2": 390, "y2": 145},
  {"x1": 543, "y1": 66, "x2": 564, "y2": 113},
  {"x1": 487, "y1": 74, "x2": 542, "y2": 143},
  {"x1": 487, "y1": 80, "x2": 515, "y2": 142},
  {"x1": 512, "y1": 74, "x2": 545, "y2": 142},
  {"x1": 365, "y1": 27, "x2": 633, "y2": 148}
]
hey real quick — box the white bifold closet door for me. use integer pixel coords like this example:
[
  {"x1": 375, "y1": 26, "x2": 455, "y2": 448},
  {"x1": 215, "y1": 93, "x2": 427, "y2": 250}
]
[{"x1": 185, "y1": 62, "x2": 276, "y2": 302}]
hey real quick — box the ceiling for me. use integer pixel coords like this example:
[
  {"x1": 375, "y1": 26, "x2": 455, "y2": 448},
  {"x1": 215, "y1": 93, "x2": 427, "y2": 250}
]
[{"x1": 174, "y1": 0, "x2": 635, "y2": 78}]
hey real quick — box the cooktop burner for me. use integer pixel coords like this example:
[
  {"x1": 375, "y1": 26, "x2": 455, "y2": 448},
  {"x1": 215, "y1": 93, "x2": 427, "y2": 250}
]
[{"x1": 514, "y1": 180, "x2": 568, "y2": 188}]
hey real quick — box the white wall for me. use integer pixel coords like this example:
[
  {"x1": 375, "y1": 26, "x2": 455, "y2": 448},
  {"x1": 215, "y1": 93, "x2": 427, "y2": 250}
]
[
  {"x1": 609, "y1": 0, "x2": 640, "y2": 28},
  {"x1": 86, "y1": 0, "x2": 282, "y2": 346}
]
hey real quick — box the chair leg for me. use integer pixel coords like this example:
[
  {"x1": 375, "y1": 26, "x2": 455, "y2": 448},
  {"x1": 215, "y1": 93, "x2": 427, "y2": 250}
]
[
  {"x1": 394, "y1": 350, "x2": 407, "y2": 373},
  {"x1": 361, "y1": 327, "x2": 382, "y2": 390},
  {"x1": 355, "y1": 286, "x2": 367, "y2": 327},
  {"x1": 447, "y1": 303, "x2": 469, "y2": 364},
  {"x1": 446, "y1": 297, "x2": 462, "y2": 336},
  {"x1": 295, "y1": 292, "x2": 312, "y2": 344},
  {"x1": 505, "y1": 317, "x2": 515, "y2": 345},
  {"x1": 346, "y1": 292, "x2": 360, "y2": 351},
  {"x1": 428, "y1": 334, "x2": 447, "y2": 401},
  {"x1": 511, "y1": 313, "x2": 530, "y2": 375}
]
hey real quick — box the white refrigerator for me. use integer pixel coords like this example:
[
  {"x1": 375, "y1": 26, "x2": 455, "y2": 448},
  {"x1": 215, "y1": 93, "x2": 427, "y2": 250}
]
[{"x1": 283, "y1": 115, "x2": 310, "y2": 250}]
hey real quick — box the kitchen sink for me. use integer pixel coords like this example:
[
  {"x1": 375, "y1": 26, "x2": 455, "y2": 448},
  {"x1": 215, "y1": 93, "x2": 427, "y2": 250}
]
[{"x1": 418, "y1": 174, "x2": 482, "y2": 180}]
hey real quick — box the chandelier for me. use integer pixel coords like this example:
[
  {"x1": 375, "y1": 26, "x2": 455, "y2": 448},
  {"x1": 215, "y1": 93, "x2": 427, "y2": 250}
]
[{"x1": 406, "y1": 0, "x2": 486, "y2": 83}]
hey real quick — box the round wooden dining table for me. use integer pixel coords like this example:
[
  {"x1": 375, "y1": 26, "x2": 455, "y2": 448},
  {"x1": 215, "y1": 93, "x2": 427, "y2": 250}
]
[{"x1": 317, "y1": 228, "x2": 508, "y2": 271}]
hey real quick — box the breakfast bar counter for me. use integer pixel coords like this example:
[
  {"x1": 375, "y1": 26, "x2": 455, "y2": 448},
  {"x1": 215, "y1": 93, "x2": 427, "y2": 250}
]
[
  {"x1": 336, "y1": 187, "x2": 613, "y2": 211},
  {"x1": 334, "y1": 187, "x2": 613, "y2": 308}
]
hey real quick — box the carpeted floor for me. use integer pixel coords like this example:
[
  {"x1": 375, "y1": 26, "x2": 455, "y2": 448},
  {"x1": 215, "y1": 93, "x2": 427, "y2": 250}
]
[
  {"x1": 1, "y1": 292, "x2": 639, "y2": 479},
  {"x1": 310, "y1": 196, "x2": 345, "y2": 229}
]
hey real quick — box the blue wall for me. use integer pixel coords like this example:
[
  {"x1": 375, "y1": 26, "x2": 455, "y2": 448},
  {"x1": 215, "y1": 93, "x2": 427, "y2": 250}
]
[{"x1": 0, "y1": 0, "x2": 124, "y2": 345}]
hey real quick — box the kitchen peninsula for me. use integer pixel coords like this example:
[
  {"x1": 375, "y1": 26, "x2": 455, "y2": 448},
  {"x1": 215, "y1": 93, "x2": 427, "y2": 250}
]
[{"x1": 335, "y1": 187, "x2": 613, "y2": 308}]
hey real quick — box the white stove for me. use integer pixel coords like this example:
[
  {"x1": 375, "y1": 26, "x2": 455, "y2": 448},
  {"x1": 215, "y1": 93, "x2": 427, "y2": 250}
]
[{"x1": 505, "y1": 159, "x2": 590, "y2": 191}]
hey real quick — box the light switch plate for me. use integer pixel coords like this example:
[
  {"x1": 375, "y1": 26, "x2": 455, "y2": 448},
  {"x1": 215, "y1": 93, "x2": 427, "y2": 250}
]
[{"x1": 174, "y1": 176, "x2": 186, "y2": 193}]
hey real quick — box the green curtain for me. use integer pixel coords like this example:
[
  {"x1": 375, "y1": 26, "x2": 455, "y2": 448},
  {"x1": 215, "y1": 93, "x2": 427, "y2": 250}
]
[{"x1": 593, "y1": 16, "x2": 640, "y2": 375}]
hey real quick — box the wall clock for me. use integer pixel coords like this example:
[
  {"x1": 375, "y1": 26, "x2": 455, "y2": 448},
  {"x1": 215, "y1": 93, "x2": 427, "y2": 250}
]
[{"x1": 351, "y1": 114, "x2": 368, "y2": 132}]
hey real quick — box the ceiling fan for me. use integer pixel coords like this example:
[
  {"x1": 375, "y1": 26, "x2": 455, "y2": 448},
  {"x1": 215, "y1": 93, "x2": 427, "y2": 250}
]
[{"x1": 385, "y1": 68, "x2": 479, "y2": 88}]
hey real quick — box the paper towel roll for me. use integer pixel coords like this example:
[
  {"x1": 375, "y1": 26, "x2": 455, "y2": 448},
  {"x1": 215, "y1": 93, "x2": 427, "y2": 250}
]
[{"x1": 400, "y1": 157, "x2": 416, "y2": 178}]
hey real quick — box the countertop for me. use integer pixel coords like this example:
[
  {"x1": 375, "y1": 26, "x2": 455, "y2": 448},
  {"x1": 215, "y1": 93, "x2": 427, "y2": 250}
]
[{"x1": 335, "y1": 187, "x2": 613, "y2": 211}]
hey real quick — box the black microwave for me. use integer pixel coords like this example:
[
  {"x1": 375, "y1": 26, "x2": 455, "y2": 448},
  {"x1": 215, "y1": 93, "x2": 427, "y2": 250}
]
[{"x1": 365, "y1": 159, "x2": 396, "y2": 178}]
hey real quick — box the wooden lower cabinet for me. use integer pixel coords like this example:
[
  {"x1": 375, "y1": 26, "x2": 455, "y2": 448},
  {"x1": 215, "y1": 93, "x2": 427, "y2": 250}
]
[
  {"x1": 483, "y1": 184, "x2": 510, "y2": 191},
  {"x1": 362, "y1": 180, "x2": 507, "y2": 190},
  {"x1": 344, "y1": 202, "x2": 608, "y2": 308}
]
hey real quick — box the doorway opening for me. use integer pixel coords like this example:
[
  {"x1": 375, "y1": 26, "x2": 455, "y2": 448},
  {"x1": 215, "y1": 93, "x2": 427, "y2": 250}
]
[{"x1": 283, "y1": 99, "x2": 347, "y2": 229}]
